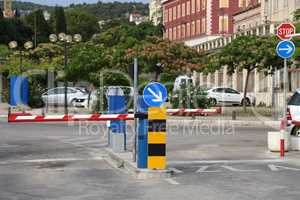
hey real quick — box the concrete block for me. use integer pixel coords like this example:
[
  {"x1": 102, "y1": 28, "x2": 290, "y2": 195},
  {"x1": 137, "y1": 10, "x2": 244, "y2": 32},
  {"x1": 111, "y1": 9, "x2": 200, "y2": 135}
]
[
  {"x1": 111, "y1": 133, "x2": 125, "y2": 153},
  {"x1": 268, "y1": 131, "x2": 290, "y2": 152},
  {"x1": 291, "y1": 136, "x2": 300, "y2": 151}
]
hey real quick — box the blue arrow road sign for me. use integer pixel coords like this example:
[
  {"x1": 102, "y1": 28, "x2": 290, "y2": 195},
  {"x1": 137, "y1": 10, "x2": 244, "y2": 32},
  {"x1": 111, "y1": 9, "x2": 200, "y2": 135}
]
[
  {"x1": 276, "y1": 40, "x2": 296, "y2": 59},
  {"x1": 143, "y1": 82, "x2": 168, "y2": 107}
]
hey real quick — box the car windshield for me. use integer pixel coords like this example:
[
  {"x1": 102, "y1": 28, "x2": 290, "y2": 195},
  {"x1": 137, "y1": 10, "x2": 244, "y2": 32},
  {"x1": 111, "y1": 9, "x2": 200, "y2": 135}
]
[
  {"x1": 76, "y1": 87, "x2": 88, "y2": 94},
  {"x1": 288, "y1": 92, "x2": 300, "y2": 105}
]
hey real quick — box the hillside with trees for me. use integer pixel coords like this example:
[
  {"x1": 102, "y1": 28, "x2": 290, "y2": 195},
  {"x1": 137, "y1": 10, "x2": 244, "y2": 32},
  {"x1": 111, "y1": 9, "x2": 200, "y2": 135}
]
[
  {"x1": 68, "y1": 2, "x2": 148, "y2": 20},
  {"x1": 0, "y1": 1, "x2": 50, "y2": 11}
]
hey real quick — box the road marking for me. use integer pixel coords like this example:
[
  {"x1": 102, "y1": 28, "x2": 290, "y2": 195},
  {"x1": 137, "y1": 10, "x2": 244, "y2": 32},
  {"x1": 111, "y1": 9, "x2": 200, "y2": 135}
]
[
  {"x1": 196, "y1": 166, "x2": 221, "y2": 173},
  {"x1": 0, "y1": 157, "x2": 104, "y2": 165},
  {"x1": 221, "y1": 165, "x2": 260, "y2": 172},
  {"x1": 165, "y1": 178, "x2": 180, "y2": 185},
  {"x1": 169, "y1": 159, "x2": 285, "y2": 165},
  {"x1": 268, "y1": 164, "x2": 300, "y2": 171},
  {"x1": 169, "y1": 167, "x2": 183, "y2": 174}
]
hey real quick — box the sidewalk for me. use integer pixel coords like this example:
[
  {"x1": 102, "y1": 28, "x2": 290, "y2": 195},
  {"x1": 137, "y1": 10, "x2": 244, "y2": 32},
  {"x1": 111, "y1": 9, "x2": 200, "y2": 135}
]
[{"x1": 0, "y1": 103, "x2": 8, "y2": 117}]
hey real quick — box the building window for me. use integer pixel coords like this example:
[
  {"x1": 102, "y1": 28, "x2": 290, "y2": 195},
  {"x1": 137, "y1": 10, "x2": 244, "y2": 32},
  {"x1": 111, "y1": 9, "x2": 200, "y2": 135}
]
[
  {"x1": 177, "y1": 25, "x2": 181, "y2": 39},
  {"x1": 187, "y1": 22, "x2": 191, "y2": 37},
  {"x1": 197, "y1": 0, "x2": 201, "y2": 12},
  {"x1": 201, "y1": 17, "x2": 206, "y2": 33},
  {"x1": 284, "y1": 0, "x2": 288, "y2": 7},
  {"x1": 182, "y1": 3, "x2": 186, "y2": 16},
  {"x1": 173, "y1": 27, "x2": 176, "y2": 40},
  {"x1": 165, "y1": 29, "x2": 169, "y2": 39},
  {"x1": 274, "y1": 0, "x2": 278, "y2": 11},
  {"x1": 219, "y1": 15, "x2": 229, "y2": 33},
  {"x1": 177, "y1": 4, "x2": 181, "y2": 18},
  {"x1": 191, "y1": 0, "x2": 196, "y2": 14},
  {"x1": 187, "y1": 1, "x2": 191, "y2": 15},
  {"x1": 164, "y1": 9, "x2": 168, "y2": 23},
  {"x1": 201, "y1": 0, "x2": 206, "y2": 10},
  {"x1": 168, "y1": 8, "x2": 172, "y2": 21},
  {"x1": 196, "y1": 19, "x2": 201, "y2": 34},
  {"x1": 182, "y1": 24, "x2": 186, "y2": 38},
  {"x1": 191, "y1": 21, "x2": 196, "y2": 36},
  {"x1": 169, "y1": 28, "x2": 172, "y2": 40},
  {"x1": 219, "y1": 0, "x2": 229, "y2": 8},
  {"x1": 173, "y1": 6, "x2": 176, "y2": 20}
]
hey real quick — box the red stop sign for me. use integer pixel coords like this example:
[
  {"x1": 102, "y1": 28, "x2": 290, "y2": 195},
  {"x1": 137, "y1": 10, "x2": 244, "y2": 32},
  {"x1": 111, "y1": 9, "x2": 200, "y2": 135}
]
[{"x1": 277, "y1": 23, "x2": 295, "y2": 40}]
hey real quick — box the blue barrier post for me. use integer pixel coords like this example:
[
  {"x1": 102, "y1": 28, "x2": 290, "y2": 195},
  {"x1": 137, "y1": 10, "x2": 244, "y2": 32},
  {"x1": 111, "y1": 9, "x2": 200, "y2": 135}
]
[
  {"x1": 21, "y1": 76, "x2": 29, "y2": 105},
  {"x1": 107, "y1": 87, "x2": 126, "y2": 152},
  {"x1": 137, "y1": 96, "x2": 149, "y2": 168},
  {"x1": 9, "y1": 76, "x2": 29, "y2": 106}
]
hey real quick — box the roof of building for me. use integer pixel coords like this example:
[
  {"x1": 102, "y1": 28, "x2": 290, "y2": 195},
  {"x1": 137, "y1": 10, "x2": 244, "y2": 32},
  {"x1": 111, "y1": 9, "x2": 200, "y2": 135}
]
[{"x1": 233, "y1": 3, "x2": 261, "y2": 16}]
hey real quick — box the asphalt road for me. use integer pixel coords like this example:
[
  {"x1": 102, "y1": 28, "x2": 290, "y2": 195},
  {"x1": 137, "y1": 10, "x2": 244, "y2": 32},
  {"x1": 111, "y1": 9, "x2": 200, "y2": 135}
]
[{"x1": 1, "y1": 118, "x2": 300, "y2": 200}]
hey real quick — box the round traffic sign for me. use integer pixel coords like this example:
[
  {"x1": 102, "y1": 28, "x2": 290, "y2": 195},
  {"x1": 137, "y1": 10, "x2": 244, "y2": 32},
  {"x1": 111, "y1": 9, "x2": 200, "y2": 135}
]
[
  {"x1": 277, "y1": 23, "x2": 295, "y2": 40},
  {"x1": 276, "y1": 40, "x2": 296, "y2": 59},
  {"x1": 143, "y1": 82, "x2": 168, "y2": 107}
]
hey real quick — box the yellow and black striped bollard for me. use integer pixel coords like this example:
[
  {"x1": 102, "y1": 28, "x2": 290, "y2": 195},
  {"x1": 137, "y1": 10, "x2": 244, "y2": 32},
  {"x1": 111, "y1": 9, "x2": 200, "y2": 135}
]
[{"x1": 147, "y1": 107, "x2": 167, "y2": 169}]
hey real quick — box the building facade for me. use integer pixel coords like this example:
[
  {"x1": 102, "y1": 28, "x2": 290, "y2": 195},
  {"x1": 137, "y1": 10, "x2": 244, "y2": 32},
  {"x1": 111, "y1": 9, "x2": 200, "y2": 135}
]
[
  {"x1": 191, "y1": 0, "x2": 300, "y2": 107},
  {"x1": 162, "y1": 0, "x2": 261, "y2": 46},
  {"x1": 129, "y1": 13, "x2": 149, "y2": 25},
  {"x1": 262, "y1": 0, "x2": 300, "y2": 23},
  {"x1": 149, "y1": 0, "x2": 163, "y2": 25},
  {"x1": 3, "y1": 0, "x2": 14, "y2": 18}
]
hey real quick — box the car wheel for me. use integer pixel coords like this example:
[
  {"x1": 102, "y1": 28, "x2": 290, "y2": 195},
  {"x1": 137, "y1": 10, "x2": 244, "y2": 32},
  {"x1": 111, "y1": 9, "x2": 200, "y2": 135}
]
[
  {"x1": 291, "y1": 126, "x2": 300, "y2": 136},
  {"x1": 241, "y1": 98, "x2": 251, "y2": 106},
  {"x1": 209, "y1": 98, "x2": 217, "y2": 106}
]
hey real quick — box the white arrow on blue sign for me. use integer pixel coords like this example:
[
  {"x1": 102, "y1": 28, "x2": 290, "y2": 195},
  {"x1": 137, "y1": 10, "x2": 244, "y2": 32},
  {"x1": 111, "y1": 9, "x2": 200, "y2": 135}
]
[
  {"x1": 276, "y1": 40, "x2": 296, "y2": 59},
  {"x1": 143, "y1": 82, "x2": 168, "y2": 107}
]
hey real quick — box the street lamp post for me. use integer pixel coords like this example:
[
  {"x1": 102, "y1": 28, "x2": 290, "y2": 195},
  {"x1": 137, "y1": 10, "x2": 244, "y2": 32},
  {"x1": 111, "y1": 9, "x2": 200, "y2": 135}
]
[
  {"x1": 49, "y1": 33, "x2": 82, "y2": 115},
  {"x1": 8, "y1": 41, "x2": 34, "y2": 73},
  {"x1": 8, "y1": 40, "x2": 33, "y2": 111}
]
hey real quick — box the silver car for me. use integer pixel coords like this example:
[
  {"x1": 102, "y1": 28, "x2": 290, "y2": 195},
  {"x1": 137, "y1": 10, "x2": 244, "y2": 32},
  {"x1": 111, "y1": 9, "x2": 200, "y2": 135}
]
[{"x1": 41, "y1": 87, "x2": 88, "y2": 106}]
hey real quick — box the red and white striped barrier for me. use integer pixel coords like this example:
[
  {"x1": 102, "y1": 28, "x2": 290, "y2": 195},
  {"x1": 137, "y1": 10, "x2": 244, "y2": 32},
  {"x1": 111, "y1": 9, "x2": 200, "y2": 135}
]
[
  {"x1": 8, "y1": 107, "x2": 221, "y2": 123},
  {"x1": 167, "y1": 108, "x2": 221, "y2": 116},
  {"x1": 8, "y1": 113, "x2": 134, "y2": 123}
]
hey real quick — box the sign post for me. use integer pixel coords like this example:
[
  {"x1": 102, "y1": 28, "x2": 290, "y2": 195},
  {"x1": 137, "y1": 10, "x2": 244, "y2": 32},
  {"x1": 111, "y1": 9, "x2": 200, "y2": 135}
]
[
  {"x1": 276, "y1": 29, "x2": 296, "y2": 157},
  {"x1": 143, "y1": 82, "x2": 168, "y2": 169}
]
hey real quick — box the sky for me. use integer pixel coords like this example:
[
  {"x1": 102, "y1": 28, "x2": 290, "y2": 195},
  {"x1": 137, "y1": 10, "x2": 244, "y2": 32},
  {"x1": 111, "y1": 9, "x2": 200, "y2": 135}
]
[{"x1": 18, "y1": 0, "x2": 146, "y2": 6}]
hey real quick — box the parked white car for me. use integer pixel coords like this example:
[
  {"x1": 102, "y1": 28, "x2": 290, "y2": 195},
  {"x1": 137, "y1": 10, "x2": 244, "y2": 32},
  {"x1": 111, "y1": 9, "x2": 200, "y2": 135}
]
[
  {"x1": 287, "y1": 89, "x2": 300, "y2": 136},
  {"x1": 74, "y1": 90, "x2": 98, "y2": 110},
  {"x1": 206, "y1": 87, "x2": 255, "y2": 106},
  {"x1": 41, "y1": 87, "x2": 88, "y2": 106}
]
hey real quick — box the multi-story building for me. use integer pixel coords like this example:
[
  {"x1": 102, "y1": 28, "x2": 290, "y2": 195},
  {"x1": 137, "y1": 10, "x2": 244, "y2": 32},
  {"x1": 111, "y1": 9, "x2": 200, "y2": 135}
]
[
  {"x1": 262, "y1": 0, "x2": 300, "y2": 23},
  {"x1": 149, "y1": 0, "x2": 163, "y2": 25},
  {"x1": 162, "y1": 0, "x2": 260, "y2": 47},
  {"x1": 129, "y1": 13, "x2": 149, "y2": 25},
  {"x1": 3, "y1": 0, "x2": 15, "y2": 18},
  {"x1": 192, "y1": 0, "x2": 300, "y2": 107}
]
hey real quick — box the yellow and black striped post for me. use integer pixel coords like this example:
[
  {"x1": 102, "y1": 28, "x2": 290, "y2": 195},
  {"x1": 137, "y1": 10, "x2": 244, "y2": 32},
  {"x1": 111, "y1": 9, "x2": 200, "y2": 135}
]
[{"x1": 147, "y1": 107, "x2": 167, "y2": 169}]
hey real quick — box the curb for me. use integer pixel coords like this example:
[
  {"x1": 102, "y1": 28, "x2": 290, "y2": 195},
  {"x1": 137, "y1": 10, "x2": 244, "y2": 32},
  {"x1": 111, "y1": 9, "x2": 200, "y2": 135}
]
[{"x1": 104, "y1": 148, "x2": 172, "y2": 179}]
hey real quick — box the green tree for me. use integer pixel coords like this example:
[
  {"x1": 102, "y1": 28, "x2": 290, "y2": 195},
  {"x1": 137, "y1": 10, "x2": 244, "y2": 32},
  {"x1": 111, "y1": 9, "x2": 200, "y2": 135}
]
[
  {"x1": 215, "y1": 35, "x2": 282, "y2": 110},
  {"x1": 126, "y1": 36, "x2": 204, "y2": 81},
  {"x1": 54, "y1": 6, "x2": 67, "y2": 34},
  {"x1": 25, "y1": 9, "x2": 52, "y2": 43},
  {"x1": 65, "y1": 9, "x2": 99, "y2": 40},
  {"x1": 0, "y1": 18, "x2": 33, "y2": 44}
]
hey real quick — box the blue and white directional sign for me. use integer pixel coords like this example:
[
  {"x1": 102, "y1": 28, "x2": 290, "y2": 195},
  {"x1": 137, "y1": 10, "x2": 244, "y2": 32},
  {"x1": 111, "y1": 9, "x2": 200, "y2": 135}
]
[
  {"x1": 276, "y1": 40, "x2": 296, "y2": 59},
  {"x1": 143, "y1": 82, "x2": 168, "y2": 107}
]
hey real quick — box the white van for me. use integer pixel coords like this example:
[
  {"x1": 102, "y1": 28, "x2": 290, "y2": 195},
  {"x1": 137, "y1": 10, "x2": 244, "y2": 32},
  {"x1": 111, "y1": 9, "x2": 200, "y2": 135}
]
[{"x1": 173, "y1": 75, "x2": 193, "y2": 91}]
